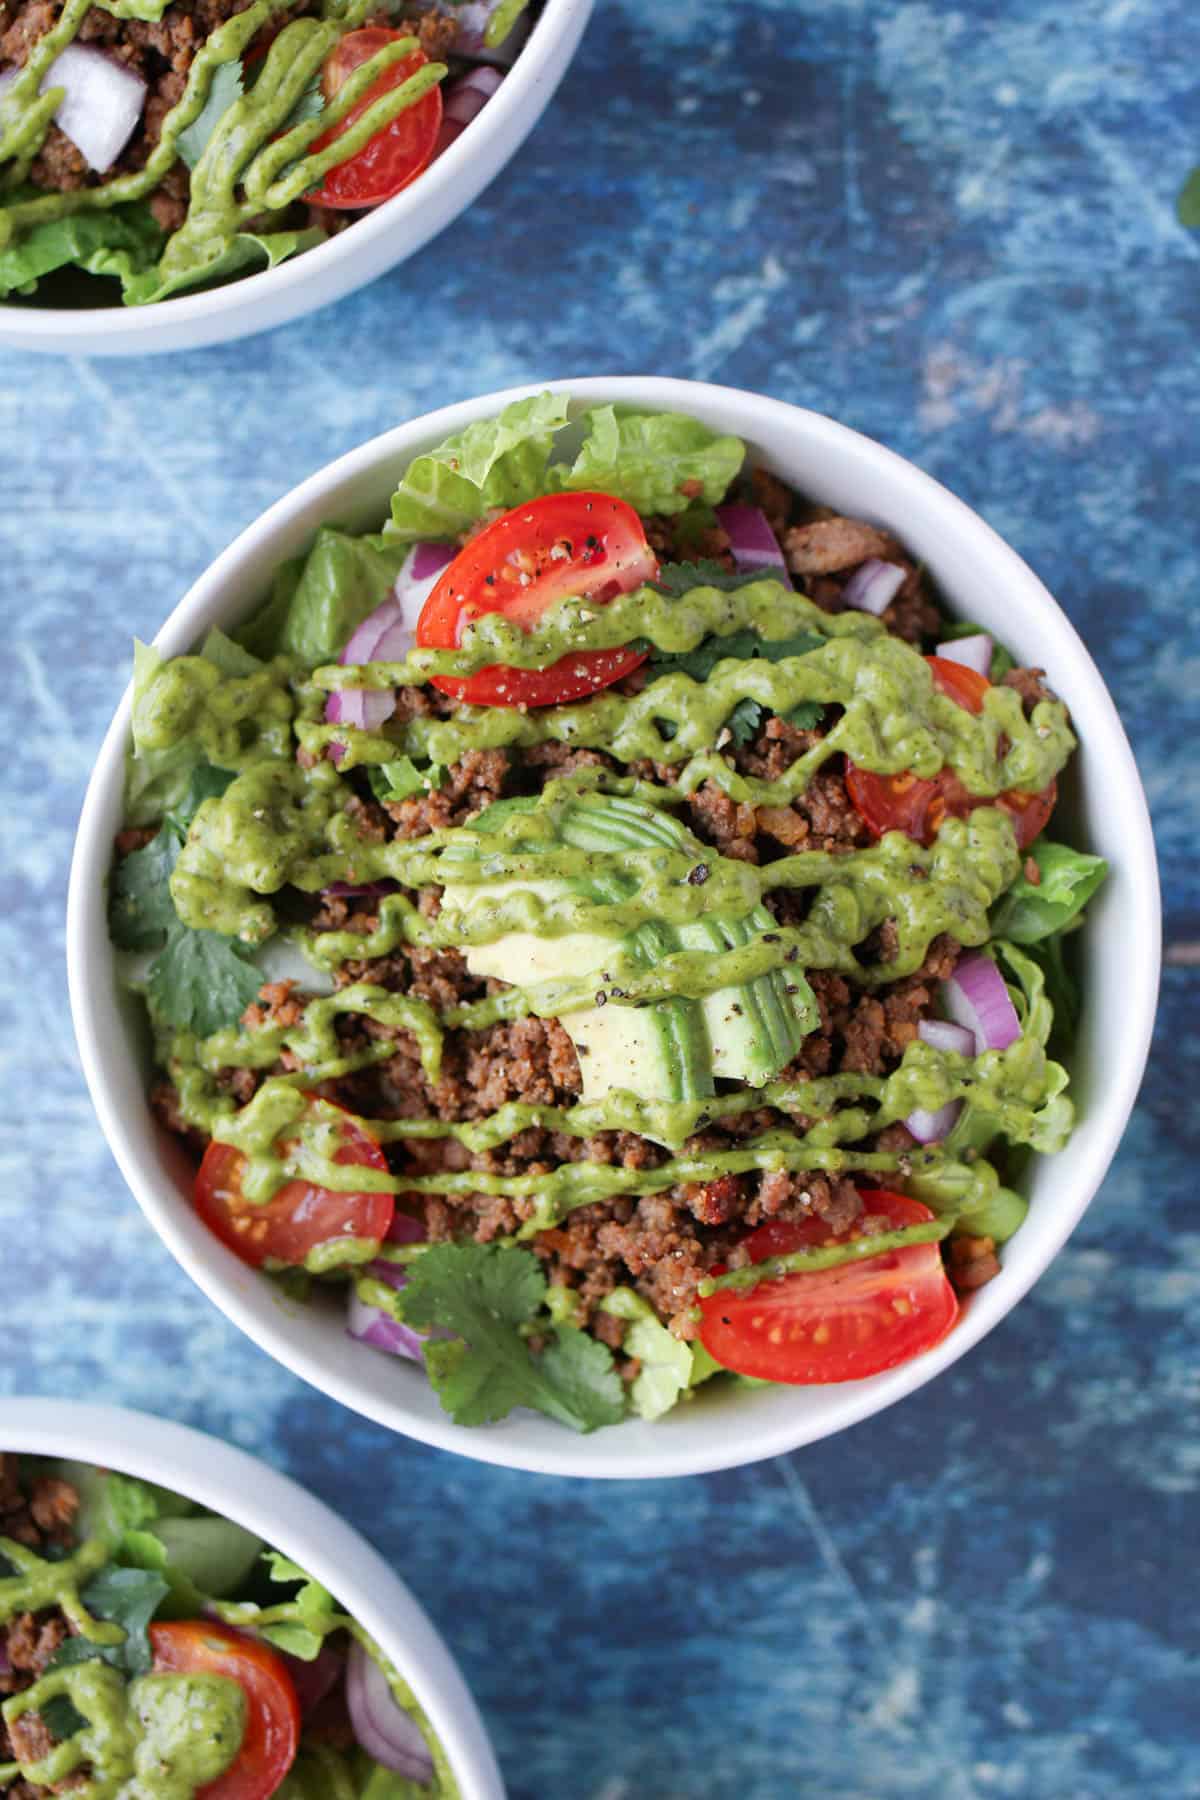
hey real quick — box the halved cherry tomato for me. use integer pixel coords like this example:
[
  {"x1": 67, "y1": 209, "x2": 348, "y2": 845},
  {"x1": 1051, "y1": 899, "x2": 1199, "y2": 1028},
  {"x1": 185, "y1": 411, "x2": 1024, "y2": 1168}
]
[
  {"x1": 417, "y1": 492, "x2": 658, "y2": 707},
  {"x1": 845, "y1": 655, "x2": 1056, "y2": 848},
  {"x1": 149, "y1": 1621, "x2": 300, "y2": 1800},
  {"x1": 308, "y1": 31, "x2": 442, "y2": 210},
  {"x1": 195, "y1": 1095, "x2": 392, "y2": 1269},
  {"x1": 698, "y1": 1190, "x2": 958, "y2": 1384}
]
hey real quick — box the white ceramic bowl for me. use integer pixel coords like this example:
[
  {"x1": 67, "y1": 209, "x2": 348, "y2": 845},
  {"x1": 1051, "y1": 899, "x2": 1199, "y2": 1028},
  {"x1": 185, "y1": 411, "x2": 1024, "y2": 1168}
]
[
  {"x1": 67, "y1": 377, "x2": 1161, "y2": 1479},
  {"x1": 0, "y1": 1397, "x2": 504, "y2": 1796},
  {"x1": 0, "y1": 0, "x2": 591, "y2": 358}
]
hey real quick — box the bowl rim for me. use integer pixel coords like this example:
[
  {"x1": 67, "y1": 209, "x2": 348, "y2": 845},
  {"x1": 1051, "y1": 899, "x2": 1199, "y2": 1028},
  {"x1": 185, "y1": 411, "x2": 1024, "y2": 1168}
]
[
  {"x1": 0, "y1": 0, "x2": 592, "y2": 355},
  {"x1": 67, "y1": 374, "x2": 1162, "y2": 1479},
  {"x1": 0, "y1": 1396, "x2": 505, "y2": 1797}
]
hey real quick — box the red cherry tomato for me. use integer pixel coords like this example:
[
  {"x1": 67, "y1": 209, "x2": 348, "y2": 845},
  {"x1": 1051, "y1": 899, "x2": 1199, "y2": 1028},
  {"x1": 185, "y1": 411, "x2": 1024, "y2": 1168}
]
[
  {"x1": 195, "y1": 1095, "x2": 392, "y2": 1269},
  {"x1": 308, "y1": 31, "x2": 442, "y2": 210},
  {"x1": 416, "y1": 492, "x2": 658, "y2": 707},
  {"x1": 845, "y1": 655, "x2": 1057, "y2": 848},
  {"x1": 149, "y1": 1621, "x2": 300, "y2": 1800},
  {"x1": 698, "y1": 1190, "x2": 959, "y2": 1384}
]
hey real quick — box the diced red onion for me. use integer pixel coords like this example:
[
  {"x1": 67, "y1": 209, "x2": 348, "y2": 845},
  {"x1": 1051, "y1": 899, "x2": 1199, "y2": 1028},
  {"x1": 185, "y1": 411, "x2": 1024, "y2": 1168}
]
[
  {"x1": 385, "y1": 1211, "x2": 426, "y2": 1246},
  {"x1": 447, "y1": 0, "x2": 531, "y2": 65},
  {"x1": 714, "y1": 504, "x2": 792, "y2": 586},
  {"x1": 434, "y1": 66, "x2": 502, "y2": 157},
  {"x1": 939, "y1": 954, "x2": 1021, "y2": 1053},
  {"x1": 346, "y1": 1640, "x2": 435, "y2": 1786},
  {"x1": 325, "y1": 543, "x2": 456, "y2": 732},
  {"x1": 903, "y1": 1017, "x2": 978, "y2": 1141},
  {"x1": 0, "y1": 46, "x2": 146, "y2": 171},
  {"x1": 917, "y1": 1018, "x2": 976, "y2": 1057},
  {"x1": 348, "y1": 1287, "x2": 429, "y2": 1364},
  {"x1": 841, "y1": 558, "x2": 906, "y2": 616},
  {"x1": 408, "y1": 541, "x2": 457, "y2": 585},
  {"x1": 280, "y1": 1641, "x2": 344, "y2": 1715},
  {"x1": 936, "y1": 632, "x2": 993, "y2": 677},
  {"x1": 347, "y1": 1256, "x2": 450, "y2": 1365},
  {"x1": 904, "y1": 1101, "x2": 960, "y2": 1145}
]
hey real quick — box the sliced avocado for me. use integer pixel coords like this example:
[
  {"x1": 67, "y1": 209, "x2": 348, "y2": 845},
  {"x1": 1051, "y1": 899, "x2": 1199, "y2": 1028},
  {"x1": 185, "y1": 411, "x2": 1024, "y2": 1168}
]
[{"x1": 439, "y1": 791, "x2": 814, "y2": 1112}]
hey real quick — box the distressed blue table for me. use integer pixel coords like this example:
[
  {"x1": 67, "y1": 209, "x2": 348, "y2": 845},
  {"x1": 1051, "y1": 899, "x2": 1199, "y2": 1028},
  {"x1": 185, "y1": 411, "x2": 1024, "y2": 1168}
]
[{"x1": 2, "y1": 2, "x2": 1197, "y2": 1794}]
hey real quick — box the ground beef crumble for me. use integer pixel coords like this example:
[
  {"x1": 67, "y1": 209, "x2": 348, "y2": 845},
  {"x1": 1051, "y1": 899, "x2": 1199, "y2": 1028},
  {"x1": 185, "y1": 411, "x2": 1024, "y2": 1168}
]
[{"x1": 0, "y1": 1455, "x2": 81, "y2": 1793}]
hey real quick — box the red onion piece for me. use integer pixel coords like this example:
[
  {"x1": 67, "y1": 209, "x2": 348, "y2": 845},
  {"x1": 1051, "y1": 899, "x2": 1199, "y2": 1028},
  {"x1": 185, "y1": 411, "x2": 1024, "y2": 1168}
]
[
  {"x1": 385, "y1": 1211, "x2": 426, "y2": 1246},
  {"x1": 714, "y1": 504, "x2": 792, "y2": 586},
  {"x1": 841, "y1": 558, "x2": 906, "y2": 616},
  {"x1": 447, "y1": 0, "x2": 531, "y2": 65},
  {"x1": 904, "y1": 1101, "x2": 960, "y2": 1145},
  {"x1": 347, "y1": 1287, "x2": 429, "y2": 1364},
  {"x1": 0, "y1": 46, "x2": 146, "y2": 171},
  {"x1": 434, "y1": 66, "x2": 502, "y2": 157},
  {"x1": 325, "y1": 543, "x2": 456, "y2": 732},
  {"x1": 904, "y1": 1017, "x2": 978, "y2": 1141},
  {"x1": 940, "y1": 954, "x2": 1021, "y2": 1053},
  {"x1": 936, "y1": 633, "x2": 993, "y2": 677},
  {"x1": 281, "y1": 1641, "x2": 344, "y2": 1715},
  {"x1": 408, "y1": 540, "x2": 457, "y2": 584},
  {"x1": 917, "y1": 1018, "x2": 976, "y2": 1057},
  {"x1": 346, "y1": 1640, "x2": 435, "y2": 1785}
]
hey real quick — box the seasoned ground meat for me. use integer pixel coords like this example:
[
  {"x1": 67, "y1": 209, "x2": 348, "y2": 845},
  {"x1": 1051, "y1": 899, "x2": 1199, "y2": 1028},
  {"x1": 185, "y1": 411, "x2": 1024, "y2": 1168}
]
[{"x1": 0, "y1": 1457, "x2": 79, "y2": 1788}]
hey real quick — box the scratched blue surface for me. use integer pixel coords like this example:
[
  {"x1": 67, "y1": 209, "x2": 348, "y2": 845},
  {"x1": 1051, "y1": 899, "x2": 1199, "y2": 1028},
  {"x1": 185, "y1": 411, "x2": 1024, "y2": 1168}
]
[{"x1": 2, "y1": 1, "x2": 1198, "y2": 1794}]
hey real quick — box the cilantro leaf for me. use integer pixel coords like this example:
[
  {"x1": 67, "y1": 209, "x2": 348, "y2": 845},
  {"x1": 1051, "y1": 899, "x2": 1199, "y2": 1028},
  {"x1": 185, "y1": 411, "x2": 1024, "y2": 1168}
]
[
  {"x1": 146, "y1": 925, "x2": 263, "y2": 1036},
  {"x1": 783, "y1": 699, "x2": 825, "y2": 729},
  {"x1": 39, "y1": 1694, "x2": 89, "y2": 1741},
  {"x1": 646, "y1": 624, "x2": 825, "y2": 687},
  {"x1": 401, "y1": 1244, "x2": 625, "y2": 1432},
  {"x1": 727, "y1": 697, "x2": 763, "y2": 746},
  {"x1": 108, "y1": 826, "x2": 180, "y2": 951},
  {"x1": 48, "y1": 1566, "x2": 169, "y2": 1679},
  {"x1": 177, "y1": 59, "x2": 243, "y2": 169},
  {"x1": 650, "y1": 560, "x2": 766, "y2": 599},
  {"x1": 164, "y1": 762, "x2": 236, "y2": 839}
]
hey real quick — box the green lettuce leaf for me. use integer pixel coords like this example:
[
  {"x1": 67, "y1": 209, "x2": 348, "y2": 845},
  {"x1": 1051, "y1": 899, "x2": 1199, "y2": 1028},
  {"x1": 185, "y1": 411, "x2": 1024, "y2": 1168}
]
[
  {"x1": 989, "y1": 839, "x2": 1108, "y2": 944},
  {"x1": 600, "y1": 1288, "x2": 692, "y2": 1421},
  {"x1": 402, "y1": 1244, "x2": 625, "y2": 1431},
  {"x1": 0, "y1": 202, "x2": 164, "y2": 299},
  {"x1": 122, "y1": 225, "x2": 326, "y2": 306},
  {"x1": 368, "y1": 757, "x2": 446, "y2": 803},
  {"x1": 550, "y1": 404, "x2": 744, "y2": 515},
  {"x1": 235, "y1": 528, "x2": 407, "y2": 666},
  {"x1": 258, "y1": 1550, "x2": 338, "y2": 1661},
  {"x1": 386, "y1": 391, "x2": 571, "y2": 541}
]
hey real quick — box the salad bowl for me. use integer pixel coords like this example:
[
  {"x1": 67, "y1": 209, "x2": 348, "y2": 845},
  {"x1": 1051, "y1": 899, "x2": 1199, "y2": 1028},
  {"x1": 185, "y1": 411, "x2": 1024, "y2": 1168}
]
[{"x1": 67, "y1": 376, "x2": 1161, "y2": 1478}]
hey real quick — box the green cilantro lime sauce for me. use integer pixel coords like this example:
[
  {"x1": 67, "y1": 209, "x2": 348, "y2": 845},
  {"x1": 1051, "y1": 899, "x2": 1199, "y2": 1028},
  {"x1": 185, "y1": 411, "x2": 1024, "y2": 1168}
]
[
  {"x1": 1, "y1": 1661, "x2": 245, "y2": 1797},
  {"x1": 0, "y1": 0, "x2": 446, "y2": 285},
  {"x1": 307, "y1": 578, "x2": 1074, "y2": 800},
  {"x1": 0, "y1": 1537, "x2": 122, "y2": 1641}
]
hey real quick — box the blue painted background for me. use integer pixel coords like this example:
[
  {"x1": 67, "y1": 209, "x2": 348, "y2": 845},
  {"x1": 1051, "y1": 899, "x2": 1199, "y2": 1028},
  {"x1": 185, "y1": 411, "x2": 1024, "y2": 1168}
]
[{"x1": 2, "y1": 1, "x2": 1197, "y2": 1793}]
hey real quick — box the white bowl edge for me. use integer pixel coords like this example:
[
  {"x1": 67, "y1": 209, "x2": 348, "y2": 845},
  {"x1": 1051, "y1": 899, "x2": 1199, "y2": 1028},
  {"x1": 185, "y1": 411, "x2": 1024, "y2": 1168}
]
[
  {"x1": 0, "y1": 1397, "x2": 506, "y2": 1797},
  {"x1": 66, "y1": 376, "x2": 1163, "y2": 1479}
]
